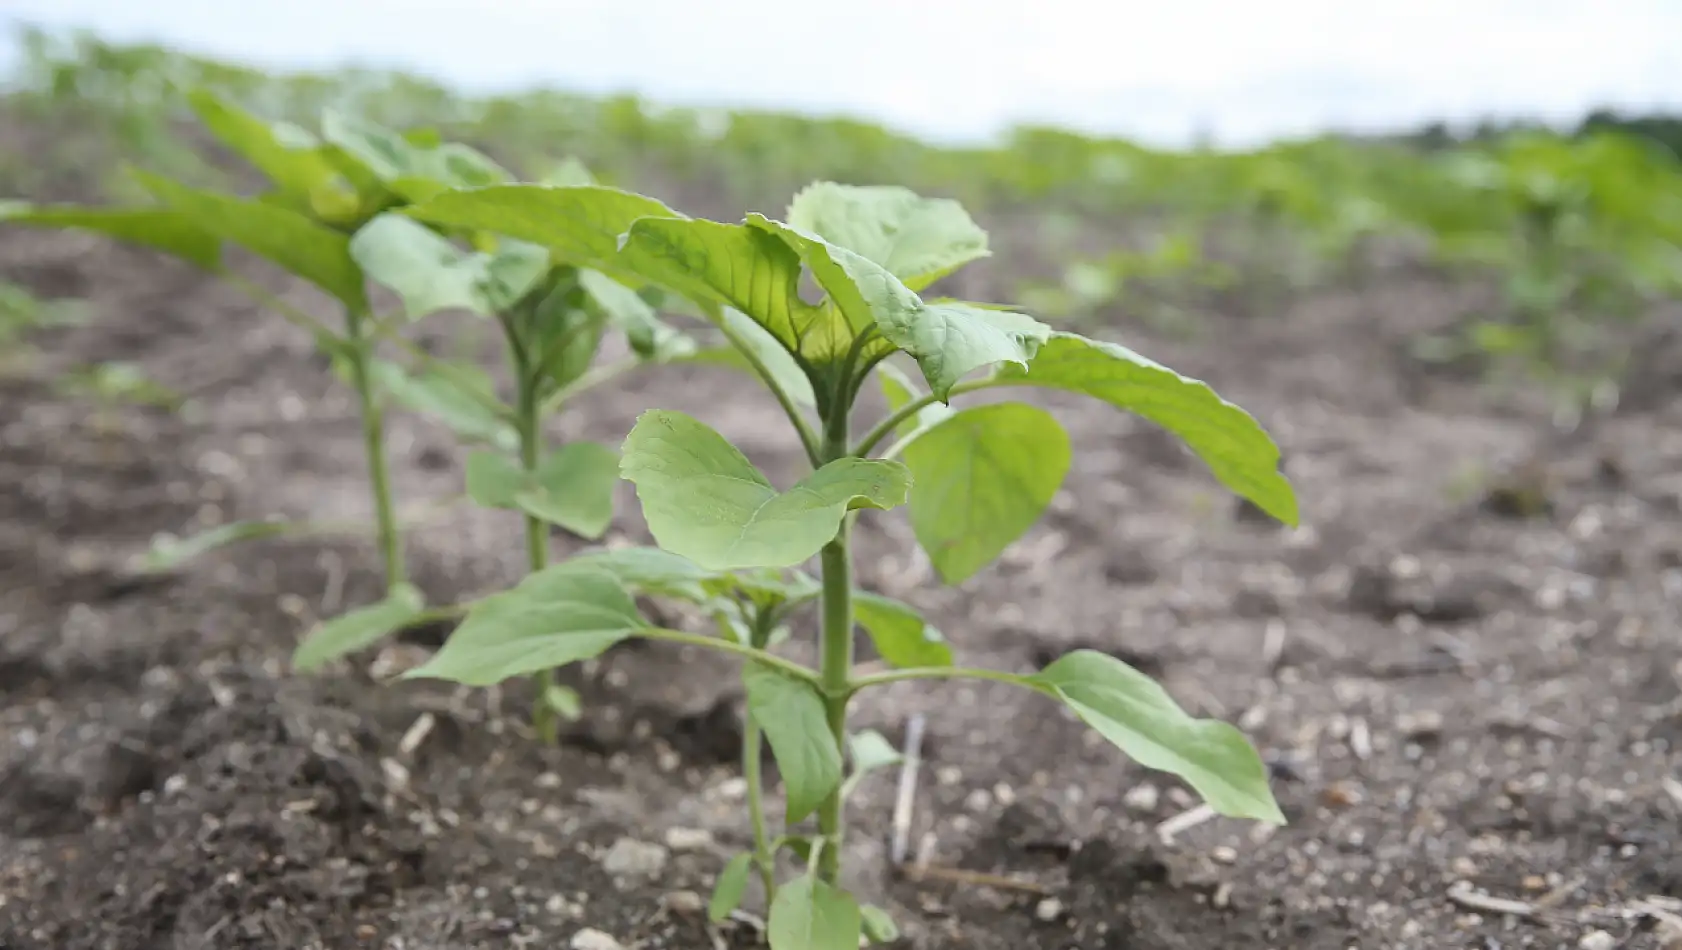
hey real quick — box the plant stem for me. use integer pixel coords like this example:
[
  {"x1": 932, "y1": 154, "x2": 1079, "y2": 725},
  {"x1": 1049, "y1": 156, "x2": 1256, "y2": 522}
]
[
  {"x1": 743, "y1": 711, "x2": 777, "y2": 899},
  {"x1": 743, "y1": 610, "x2": 779, "y2": 901},
  {"x1": 639, "y1": 628, "x2": 823, "y2": 686},
  {"x1": 538, "y1": 355, "x2": 641, "y2": 415},
  {"x1": 710, "y1": 304, "x2": 823, "y2": 466},
  {"x1": 814, "y1": 417, "x2": 855, "y2": 885},
  {"x1": 343, "y1": 305, "x2": 406, "y2": 592},
  {"x1": 851, "y1": 377, "x2": 992, "y2": 457},
  {"x1": 847, "y1": 665, "x2": 1043, "y2": 696},
  {"x1": 511, "y1": 329, "x2": 562, "y2": 736}
]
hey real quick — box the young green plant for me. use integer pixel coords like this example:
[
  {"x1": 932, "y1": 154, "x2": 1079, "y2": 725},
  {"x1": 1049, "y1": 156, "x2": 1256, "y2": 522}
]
[
  {"x1": 0, "y1": 91, "x2": 532, "y2": 660},
  {"x1": 399, "y1": 181, "x2": 1298, "y2": 946},
  {"x1": 328, "y1": 163, "x2": 697, "y2": 735}
]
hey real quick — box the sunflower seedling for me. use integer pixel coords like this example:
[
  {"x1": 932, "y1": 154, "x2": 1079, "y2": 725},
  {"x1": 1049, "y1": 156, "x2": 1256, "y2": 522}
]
[
  {"x1": 0, "y1": 91, "x2": 533, "y2": 665},
  {"x1": 401, "y1": 181, "x2": 1299, "y2": 948},
  {"x1": 338, "y1": 163, "x2": 699, "y2": 735}
]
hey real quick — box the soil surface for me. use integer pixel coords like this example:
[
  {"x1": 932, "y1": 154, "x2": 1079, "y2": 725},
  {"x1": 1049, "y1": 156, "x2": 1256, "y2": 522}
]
[{"x1": 4, "y1": 145, "x2": 1682, "y2": 950}]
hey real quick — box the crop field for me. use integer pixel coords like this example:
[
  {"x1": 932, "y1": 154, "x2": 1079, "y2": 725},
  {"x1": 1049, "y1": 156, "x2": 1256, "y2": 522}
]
[{"x1": 3, "y1": 29, "x2": 1682, "y2": 950}]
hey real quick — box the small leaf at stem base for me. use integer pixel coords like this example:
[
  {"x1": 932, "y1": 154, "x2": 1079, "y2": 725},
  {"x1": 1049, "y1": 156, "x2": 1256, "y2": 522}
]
[
  {"x1": 292, "y1": 583, "x2": 427, "y2": 672},
  {"x1": 708, "y1": 853, "x2": 754, "y2": 923},
  {"x1": 743, "y1": 664, "x2": 843, "y2": 824},
  {"x1": 402, "y1": 566, "x2": 645, "y2": 686},
  {"x1": 767, "y1": 874, "x2": 861, "y2": 950},
  {"x1": 1030, "y1": 649, "x2": 1284, "y2": 824}
]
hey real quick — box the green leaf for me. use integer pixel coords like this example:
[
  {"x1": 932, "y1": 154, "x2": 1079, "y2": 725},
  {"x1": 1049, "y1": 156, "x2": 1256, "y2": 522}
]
[
  {"x1": 744, "y1": 664, "x2": 843, "y2": 823},
  {"x1": 994, "y1": 332, "x2": 1298, "y2": 526},
  {"x1": 465, "y1": 450, "x2": 527, "y2": 507},
  {"x1": 466, "y1": 444, "x2": 619, "y2": 539},
  {"x1": 860, "y1": 904, "x2": 901, "y2": 944},
  {"x1": 840, "y1": 729, "x2": 904, "y2": 802},
  {"x1": 616, "y1": 216, "x2": 856, "y2": 368},
  {"x1": 0, "y1": 203, "x2": 222, "y2": 271},
  {"x1": 513, "y1": 442, "x2": 620, "y2": 540},
  {"x1": 667, "y1": 307, "x2": 817, "y2": 407},
  {"x1": 709, "y1": 853, "x2": 753, "y2": 923},
  {"x1": 767, "y1": 874, "x2": 861, "y2": 950},
  {"x1": 900, "y1": 402, "x2": 1071, "y2": 584},
  {"x1": 292, "y1": 583, "x2": 426, "y2": 672},
  {"x1": 541, "y1": 157, "x2": 596, "y2": 187},
  {"x1": 1029, "y1": 650, "x2": 1284, "y2": 823},
  {"x1": 134, "y1": 518, "x2": 296, "y2": 572},
  {"x1": 542, "y1": 684, "x2": 583, "y2": 722},
  {"x1": 577, "y1": 266, "x2": 671, "y2": 358},
  {"x1": 529, "y1": 276, "x2": 608, "y2": 390},
  {"x1": 405, "y1": 185, "x2": 679, "y2": 269},
  {"x1": 368, "y1": 359, "x2": 515, "y2": 450},
  {"x1": 874, "y1": 299, "x2": 1050, "y2": 402},
  {"x1": 620, "y1": 410, "x2": 910, "y2": 570},
  {"x1": 131, "y1": 171, "x2": 368, "y2": 310},
  {"x1": 786, "y1": 181, "x2": 990, "y2": 291},
  {"x1": 350, "y1": 213, "x2": 548, "y2": 319},
  {"x1": 644, "y1": 210, "x2": 1038, "y2": 400},
  {"x1": 403, "y1": 566, "x2": 645, "y2": 685},
  {"x1": 321, "y1": 110, "x2": 511, "y2": 201},
  {"x1": 852, "y1": 592, "x2": 952, "y2": 668},
  {"x1": 185, "y1": 89, "x2": 349, "y2": 212},
  {"x1": 563, "y1": 546, "x2": 717, "y2": 602}
]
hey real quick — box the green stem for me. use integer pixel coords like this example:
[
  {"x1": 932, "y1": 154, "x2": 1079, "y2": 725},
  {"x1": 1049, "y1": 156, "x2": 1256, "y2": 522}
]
[
  {"x1": 709, "y1": 303, "x2": 823, "y2": 466},
  {"x1": 343, "y1": 305, "x2": 406, "y2": 592},
  {"x1": 510, "y1": 322, "x2": 562, "y2": 737},
  {"x1": 539, "y1": 355, "x2": 642, "y2": 415},
  {"x1": 744, "y1": 609, "x2": 779, "y2": 901},
  {"x1": 814, "y1": 417, "x2": 855, "y2": 885},
  {"x1": 847, "y1": 665, "x2": 1041, "y2": 697},
  {"x1": 851, "y1": 378, "x2": 992, "y2": 457},
  {"x1": 640, "y1": 628, "x2": 823, "y2": 686}
]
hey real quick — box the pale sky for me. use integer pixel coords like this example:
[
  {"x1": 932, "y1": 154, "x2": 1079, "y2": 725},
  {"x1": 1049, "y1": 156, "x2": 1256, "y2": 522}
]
[{"x1": 4, "y1": 0, "x2": 1680, "y2": 147}]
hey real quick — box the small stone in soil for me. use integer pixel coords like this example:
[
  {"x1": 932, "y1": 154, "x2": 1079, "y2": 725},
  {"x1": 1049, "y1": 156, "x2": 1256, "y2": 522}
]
[
  {"x1": 663, "y1": 890, "x2": 705, "y2": 915},
  {"x1": 571, "y1": 928, "x2": 625, "y2": 950},
  {"x1": 1035, "y1": 898, "x2": 1064, "y2": 922},
  {"x1": 1123, "y1": 784, "x2": 1160, "y2": 812},
  {"x1": 1578, "y1": 931, "x2": 1616, "y2": 950},
  {"x1": 663, "y1": 827, "x2": 713, "y2": 851},
  {"x1": 601, "y1": 838, "x2": 669, "y2": 882}
]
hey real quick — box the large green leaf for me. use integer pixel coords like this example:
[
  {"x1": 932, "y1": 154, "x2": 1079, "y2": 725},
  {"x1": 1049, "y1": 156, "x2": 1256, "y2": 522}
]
[
  {"x1": 620, "y1": 410, "x2": 910, "y2": 570},
  {"x1": 132, "y1": 172, "x2": 367, "y2": 310},
  {"x1": 629, "y1": 211, "x2": 1040, "y2": 400},
  {"x1": 873, "y1": 299, "x2": 1050, "y2": 401},
  {"x1": 465, "y1": 443, "x2": 619, "y2": 539},
  {"x1": 320, "y1": 110, "x2": 511, "y2": 202},
  {"x1": 405, "y1": 185, "x2": 679, "y2": 269},
  {"x1": 292, "y1": 583, "x2": 426, "y2": 672},
  {"x1": 367, "y1": 358, "x2": 515, "y2": 450},
  {"x1": 0, "y1": 203, "x2": 221, "y2": 271},
  {"x1": 900, "y1": 402, "x2": 1071, "y2": 584},
  {"x1": 767, "y1": 873, "x2": 861, "y2": 950},
  {"x1": 993, "y1": 332, "x2": 1298, "y2": 526},
  {"x1": 350, "y1": 213, "x2": 548, "y2": 318},
  {"x1": 743, "y1": 664, "x2": 843, "y2": 823},
  {"x1": 617, "y1": 217, "x2": 850, "y2": 368},
  {"x1": 562, "y1": 546, "x2": 718, "y2": 602},
  {"x1": 786, "y1": 181, "x2": 990, "y2": 291},
  {"x1": 186, "y1": 89, "x2": 357, "y2": 221},
  {"x1": 852, "y1": 592, "x2": 952, "y2": 667},
  {"x1": 1029, "y1": 650, "x2": 1284, "y2": 823},
  {"x1": 403, "y1": 566, "x2": 645, "y2": 685}
]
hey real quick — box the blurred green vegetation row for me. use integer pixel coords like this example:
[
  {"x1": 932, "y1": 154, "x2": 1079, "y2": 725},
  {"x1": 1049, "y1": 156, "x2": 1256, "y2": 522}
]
[{"x1": 3, "y1": 27, "x2": 1681, "y2": 410}]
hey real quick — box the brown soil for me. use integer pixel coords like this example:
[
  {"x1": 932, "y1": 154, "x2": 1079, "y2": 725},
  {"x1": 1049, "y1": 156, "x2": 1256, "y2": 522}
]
[{"x1": 3, "y1": 155, "x2": 1682, "y2": 950}]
